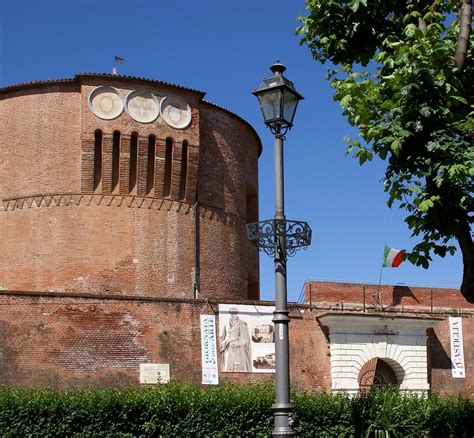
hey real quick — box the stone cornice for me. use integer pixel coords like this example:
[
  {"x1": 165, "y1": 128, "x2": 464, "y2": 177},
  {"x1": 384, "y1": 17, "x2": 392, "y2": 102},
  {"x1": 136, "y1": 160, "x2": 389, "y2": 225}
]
[{"x1": 318, "y1": 312, "x2": 443, "y2": 334}]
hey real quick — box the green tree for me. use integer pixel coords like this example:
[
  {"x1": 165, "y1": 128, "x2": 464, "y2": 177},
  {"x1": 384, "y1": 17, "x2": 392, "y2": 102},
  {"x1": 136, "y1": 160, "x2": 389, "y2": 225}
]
[{"x1": 298, "y1": 0, "x2": 473, "y2": 301}]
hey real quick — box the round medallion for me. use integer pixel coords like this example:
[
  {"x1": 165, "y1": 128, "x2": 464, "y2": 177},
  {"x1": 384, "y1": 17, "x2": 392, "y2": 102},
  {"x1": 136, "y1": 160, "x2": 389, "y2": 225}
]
[
  {"x1": 160, "y1": 95, "x2": 192, "y2": 129},
  {"x1": 88, "y1": 86, "x2": 124, "y2": 120},
  {"x1": 125, "y1": 90, "x2": 160, "y2": 124}
]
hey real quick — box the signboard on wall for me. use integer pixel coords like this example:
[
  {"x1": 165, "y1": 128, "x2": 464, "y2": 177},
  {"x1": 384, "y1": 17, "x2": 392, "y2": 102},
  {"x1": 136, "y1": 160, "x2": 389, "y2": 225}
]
[
  {"x1": 200, "y1": 314, "x2": 219, "y2": 385},
  {"x1": 449, "y1": 317, "x2": 466, "y2": 378},
  {"x1": 218, "y1": 304, "x2": 275, "y2": 374},
  {"x1": 139, "y1": 363, "x2": 170, "y2": 384}
]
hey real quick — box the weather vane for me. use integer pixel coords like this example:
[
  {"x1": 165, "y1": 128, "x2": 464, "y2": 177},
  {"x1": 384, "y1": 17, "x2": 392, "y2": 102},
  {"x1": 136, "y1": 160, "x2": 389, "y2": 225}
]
[{"x1": 112, "y1": 56, "x2": 125, "y2": 75}]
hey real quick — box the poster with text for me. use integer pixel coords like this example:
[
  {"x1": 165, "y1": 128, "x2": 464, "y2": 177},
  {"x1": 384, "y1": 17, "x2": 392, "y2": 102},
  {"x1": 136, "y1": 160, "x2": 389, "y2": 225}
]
[
  {"x1": 219, "y1": 304, "x2": 275, "y2": 373},
  {"x1": 449, "y1": 316, "x2": 466, "y2": 378},
  {"x1": 200, "y1": 314, "x2": 219, "y2": 384}
]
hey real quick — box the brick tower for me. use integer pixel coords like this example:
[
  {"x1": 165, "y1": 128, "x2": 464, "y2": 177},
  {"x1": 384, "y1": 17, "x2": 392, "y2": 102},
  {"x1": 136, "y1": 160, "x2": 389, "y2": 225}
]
[{"x1": 0, "y1": 74, "x2": 261, "y2": 300}]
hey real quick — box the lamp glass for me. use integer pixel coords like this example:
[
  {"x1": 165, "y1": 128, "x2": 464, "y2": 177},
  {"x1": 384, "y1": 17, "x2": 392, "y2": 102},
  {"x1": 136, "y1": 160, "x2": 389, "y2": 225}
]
[
  {"x1": 282, "y1": 88, "x2": 299, "y2": 127},
  {"x1": 257, "y1": 87, "x2": 282, "y2": 124}
]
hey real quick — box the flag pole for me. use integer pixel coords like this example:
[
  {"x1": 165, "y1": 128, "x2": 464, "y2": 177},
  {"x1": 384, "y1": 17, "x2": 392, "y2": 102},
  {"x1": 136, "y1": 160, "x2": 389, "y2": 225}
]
[{"x1": 375, "y1": 245, "x2": 385, "y2": 311}]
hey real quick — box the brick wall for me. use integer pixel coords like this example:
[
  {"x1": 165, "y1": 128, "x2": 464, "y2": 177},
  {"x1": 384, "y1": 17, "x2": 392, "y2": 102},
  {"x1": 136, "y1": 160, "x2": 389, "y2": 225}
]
[
  {"x1": 198, "y1": 104, "x2": 260, "y2": 299},
  {"x1": 0, "y1": 291, "x2": 329, "y2": 391},
  {"x1": 0, "y1": 83, "x2": 81, "y2": 199},
  {"x1": 428, "y1": 318, "x2": 474, "y2": 395},
  {"x1": 0, "y1": 282, "x2": 471, "y2": 395}
]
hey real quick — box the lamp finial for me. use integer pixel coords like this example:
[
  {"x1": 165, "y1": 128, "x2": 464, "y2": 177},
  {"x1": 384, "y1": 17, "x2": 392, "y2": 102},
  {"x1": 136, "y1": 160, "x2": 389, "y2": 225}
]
[{"x1": 270, "y1": 61, "x2": 286, "y2": 76}]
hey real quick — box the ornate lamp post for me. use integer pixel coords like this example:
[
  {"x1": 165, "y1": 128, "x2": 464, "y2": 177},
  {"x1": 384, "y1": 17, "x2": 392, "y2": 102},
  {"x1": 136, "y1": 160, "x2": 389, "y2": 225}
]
[{"x1": 247, "y1": 62, "x2": 312, "y2": 436}]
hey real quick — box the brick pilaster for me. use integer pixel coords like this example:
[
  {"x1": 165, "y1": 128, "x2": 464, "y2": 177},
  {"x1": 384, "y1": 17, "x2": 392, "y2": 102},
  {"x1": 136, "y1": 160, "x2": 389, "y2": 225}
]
[
  {"x1": 154, "y1": 138, "x2": 166, "y2": 198},
  {"x1": 101, "y1": 134, "x2": 113, "y2": 194},
  {"x1": 119, "y1": 134, "x2": 131, "y2": 194},
  {"x1": 184, "y1": 143, "x2": 199, "y2": 204},
  {"x1": 137, "y1": 136, "x2": 148, "y2": 197},
  {"x1": 81, "y1": 134, "x2": 95, "y2": 193},
  {"x1": 170, "y1": 141, "x2": 183, "y2": 200}
]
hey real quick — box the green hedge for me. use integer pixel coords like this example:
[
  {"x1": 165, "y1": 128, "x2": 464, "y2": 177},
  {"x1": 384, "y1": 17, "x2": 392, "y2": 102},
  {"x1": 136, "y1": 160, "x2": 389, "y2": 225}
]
[{"x1": 0, "y1": 383, "x2": 472, "y2": 437}]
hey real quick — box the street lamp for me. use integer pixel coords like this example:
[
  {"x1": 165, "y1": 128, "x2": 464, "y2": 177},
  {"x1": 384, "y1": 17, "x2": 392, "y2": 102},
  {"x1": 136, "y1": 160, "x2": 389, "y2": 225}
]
[{"x1": 247, "y1": 62, "x2": 312, "y2": 437}]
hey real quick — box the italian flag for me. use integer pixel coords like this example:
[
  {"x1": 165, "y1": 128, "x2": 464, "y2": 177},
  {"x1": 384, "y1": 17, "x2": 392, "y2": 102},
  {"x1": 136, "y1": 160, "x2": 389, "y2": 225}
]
[{"x1": 382, "y1": 244, "x2": 406, "y2": 267}]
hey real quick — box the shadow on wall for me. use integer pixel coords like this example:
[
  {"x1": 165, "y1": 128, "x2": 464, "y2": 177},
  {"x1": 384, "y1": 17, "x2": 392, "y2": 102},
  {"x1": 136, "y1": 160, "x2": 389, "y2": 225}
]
[
  {"x1": 427, "y1": 328, "x2": 451, "y2": 370},
  {"x1": 390, "y1": 286, "x2": 420, "y2": 307},
  {"x1": 199, "y1": 115, "x2": 253, "y2": 214},
  {"x1": 198, "y1": 126, "x2": 226, "y2": 210}
]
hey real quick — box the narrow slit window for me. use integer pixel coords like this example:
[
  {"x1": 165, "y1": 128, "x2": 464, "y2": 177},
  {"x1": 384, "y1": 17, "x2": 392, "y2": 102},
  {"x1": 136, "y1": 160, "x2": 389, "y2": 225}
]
[
  {"x1": 112, "y1": 131, "x2": 120, "y2": 192},
  {"x1": 129, "y1": 132, "x2": 138, "y2": 193},
  {"x1": 93, "y1": 130, "x2": 102, "y2": 191},
  {"x1": 164, "y1": 137, "x2": 173, "y2": 198},
  {"x1": 246, "y1": 184, "x2": 258, "y2": 224},
  {"x1": 147, "y1": 135, "x2": 156, "y2": 195},
  {"x1": 247, "y1": 278, "x2": 259, "y2": 301},
  {"x1": 179, "y1": 140, "x2": 188, "y2": 200}
]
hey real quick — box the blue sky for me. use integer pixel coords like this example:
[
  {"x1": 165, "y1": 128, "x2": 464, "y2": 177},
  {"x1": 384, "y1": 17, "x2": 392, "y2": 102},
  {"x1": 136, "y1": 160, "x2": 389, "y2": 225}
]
[{"x1": 1, "y1": 0, "x2": 463, "y2": 301}]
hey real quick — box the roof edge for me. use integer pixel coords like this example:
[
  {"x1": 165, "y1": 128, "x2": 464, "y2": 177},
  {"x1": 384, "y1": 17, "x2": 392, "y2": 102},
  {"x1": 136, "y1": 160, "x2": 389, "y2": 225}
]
[
  {"x1": 0, "y1": 77, "x2": 76, "y2": 94},
  {"x1": 0, "y1": 73, "x2": 206, "y2": 97},
  {"x1": 75, "y1": 73, "x2": 207, "y2": 97}
]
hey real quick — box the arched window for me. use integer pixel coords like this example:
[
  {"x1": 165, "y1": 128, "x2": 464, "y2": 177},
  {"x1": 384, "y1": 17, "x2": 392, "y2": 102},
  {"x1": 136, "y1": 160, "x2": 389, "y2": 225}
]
[
  {"x1": 112, "y1": 131, "x2": 120, "y2": 192},
  {"x1": 129, "y1": 132, "x2": 138, "y2": 193},
  {"x1": 93, "y1": 129, "x2": 102, "y2": 191},
  {"x1": 359, "y1": 358, "x2": 398, "y2": 392},
  {"x1": 164, "y1": 137, "x2": 173, "y2": 198},
  {"x1": 179, "y1": 140, "x2": 188, "y2": 200},
  {"x1": 147, "y1": 135, "x2": 156, "y2": 196}
]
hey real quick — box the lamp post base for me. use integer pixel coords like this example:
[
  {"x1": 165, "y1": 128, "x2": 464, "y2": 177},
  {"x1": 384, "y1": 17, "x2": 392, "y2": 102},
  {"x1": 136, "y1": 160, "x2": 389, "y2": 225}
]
[{"x1": 271, "y1": 403, "x2": 294, "y2": 437}]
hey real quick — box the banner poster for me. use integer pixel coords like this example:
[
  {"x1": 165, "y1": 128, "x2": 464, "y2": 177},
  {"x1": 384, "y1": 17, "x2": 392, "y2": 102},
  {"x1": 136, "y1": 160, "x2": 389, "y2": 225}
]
[
  {"x1": 218, "y1": 304, "x2": 275, "y2": 374},
  {"x1": 200, "y1": 314, "x2": 219, "y2": 385},
  {"x1": 449, "y1": 316, "x2": 466, "y2": 378}
]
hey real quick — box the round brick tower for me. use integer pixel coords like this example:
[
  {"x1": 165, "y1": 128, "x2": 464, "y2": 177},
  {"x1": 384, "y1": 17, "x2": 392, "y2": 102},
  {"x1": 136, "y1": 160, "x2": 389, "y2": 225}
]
[{"x1": 0, "y1": 74, "x2": 261, "y2": 300}]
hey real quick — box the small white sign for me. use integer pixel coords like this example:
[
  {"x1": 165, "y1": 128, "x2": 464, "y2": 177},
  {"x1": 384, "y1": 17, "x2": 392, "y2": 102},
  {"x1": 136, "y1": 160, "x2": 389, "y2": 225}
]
[
  {"x1": 449, "y1": 317, "x2": 466, "y2": 378},
  {"x1": 201, "y1": 314, "x2": 219, "y2": 385},
  {"x1": 139, "y1": 363, "x2": 170, "y2": 384}
]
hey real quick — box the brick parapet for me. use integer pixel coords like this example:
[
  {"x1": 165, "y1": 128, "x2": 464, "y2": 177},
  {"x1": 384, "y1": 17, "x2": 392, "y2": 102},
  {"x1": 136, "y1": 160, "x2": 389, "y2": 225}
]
[{"x1": 305, "y1": 281, "x2": 473, "y2": 312}]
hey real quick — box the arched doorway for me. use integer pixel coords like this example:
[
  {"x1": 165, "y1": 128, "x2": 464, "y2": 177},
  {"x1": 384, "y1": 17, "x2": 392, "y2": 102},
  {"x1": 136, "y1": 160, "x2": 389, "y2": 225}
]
[{"x1": 358, "y1": 358, "x2": 398, "y2": 391}]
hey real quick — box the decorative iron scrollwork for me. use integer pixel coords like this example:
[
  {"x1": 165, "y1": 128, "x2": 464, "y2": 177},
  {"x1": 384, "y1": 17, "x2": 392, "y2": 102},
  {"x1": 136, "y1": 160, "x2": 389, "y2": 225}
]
[{"x1": 246, "y1": 219, "x2": 312, "y2": 257}]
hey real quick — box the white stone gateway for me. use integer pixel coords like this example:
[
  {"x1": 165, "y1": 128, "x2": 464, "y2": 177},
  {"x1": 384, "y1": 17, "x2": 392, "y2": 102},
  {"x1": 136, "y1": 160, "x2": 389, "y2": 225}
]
[{"x1": 318, "y1": 313, "x2": 442, "y2": 395}]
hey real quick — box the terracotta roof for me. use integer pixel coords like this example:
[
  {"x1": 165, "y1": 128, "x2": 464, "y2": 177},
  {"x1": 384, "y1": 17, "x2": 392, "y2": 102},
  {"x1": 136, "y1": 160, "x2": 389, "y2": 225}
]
[
  {"x1": 0, "y1": 77, "x2": 76, "y2": 92},
  {"x1": 0, "y1": 73, "x2": 205, "y2": 96},
  {"x1": 75, "y1": 72, "x2": 206, "y2": 97}
]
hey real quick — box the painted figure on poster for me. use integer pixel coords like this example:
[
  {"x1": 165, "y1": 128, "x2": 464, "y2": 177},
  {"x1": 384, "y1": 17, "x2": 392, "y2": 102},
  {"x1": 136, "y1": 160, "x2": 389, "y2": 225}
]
[
  {"x1": 252, "y1": 324, "x2": 275, "y2": 343},
  {"x1": 220, "y1": 307, "x2": 251, "y2": 372}
]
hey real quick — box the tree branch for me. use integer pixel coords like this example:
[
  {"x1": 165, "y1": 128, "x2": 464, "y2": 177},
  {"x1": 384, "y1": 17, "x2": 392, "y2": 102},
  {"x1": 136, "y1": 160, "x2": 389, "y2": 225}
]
[{"x1": 454, "y1": 0, "x2": 472, "y2": 70}]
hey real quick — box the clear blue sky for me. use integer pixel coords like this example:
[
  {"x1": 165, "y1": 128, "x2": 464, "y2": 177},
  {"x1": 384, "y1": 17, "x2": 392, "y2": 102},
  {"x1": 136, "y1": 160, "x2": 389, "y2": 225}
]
[{"x1": 1, "y1": 0, "x2": 462, "y2": 301}]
